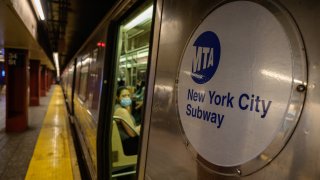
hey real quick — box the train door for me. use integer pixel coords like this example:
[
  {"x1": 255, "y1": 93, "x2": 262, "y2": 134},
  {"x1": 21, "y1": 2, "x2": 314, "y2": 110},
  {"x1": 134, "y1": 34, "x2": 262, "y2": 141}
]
[{"x1": 98, "y1": 1, "x2": 155, "y2": 179}]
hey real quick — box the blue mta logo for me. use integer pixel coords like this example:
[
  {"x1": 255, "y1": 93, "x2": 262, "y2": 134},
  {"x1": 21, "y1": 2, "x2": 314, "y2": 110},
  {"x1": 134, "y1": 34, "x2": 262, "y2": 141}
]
[{"x1": 191, "y1": 31, "x2": 221, "y2": 84}]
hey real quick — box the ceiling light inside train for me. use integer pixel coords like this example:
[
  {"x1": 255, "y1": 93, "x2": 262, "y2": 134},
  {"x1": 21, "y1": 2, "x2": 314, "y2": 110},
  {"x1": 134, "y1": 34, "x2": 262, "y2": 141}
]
[
  {"x1": 34, "y1": 0, "x2": 45, "y2": 20},
  {"x1": 124, "y1": 5, "x2": 153, "y2": 30},
  {"x1": 0, "y1": 49, "x2": 4, "y2": 62},
  {"x1": 53, "y1": 52, "x2": 60, "y2": 78}
]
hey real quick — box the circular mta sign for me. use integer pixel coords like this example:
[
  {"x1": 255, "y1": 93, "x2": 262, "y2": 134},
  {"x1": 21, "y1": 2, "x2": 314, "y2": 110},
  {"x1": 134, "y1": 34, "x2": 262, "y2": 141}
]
[{"x1": 177, "y1": 0, "x2": 307, "y2": 176}]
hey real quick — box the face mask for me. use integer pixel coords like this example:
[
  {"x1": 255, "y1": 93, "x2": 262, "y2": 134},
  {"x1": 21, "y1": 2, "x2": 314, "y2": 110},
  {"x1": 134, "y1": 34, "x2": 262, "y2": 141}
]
[{"x1": 120, "y1": 97, "x2": 132, "y2": 107}]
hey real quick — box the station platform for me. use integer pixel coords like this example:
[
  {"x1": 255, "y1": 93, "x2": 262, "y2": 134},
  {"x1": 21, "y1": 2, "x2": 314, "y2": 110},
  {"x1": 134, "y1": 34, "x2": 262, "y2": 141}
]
[
  {"x1": 0, "y1": 85, "x2": 80, "y2": 179},
  {"x1": 0, "y1": 85, "x2": 5, "y2": 130}
]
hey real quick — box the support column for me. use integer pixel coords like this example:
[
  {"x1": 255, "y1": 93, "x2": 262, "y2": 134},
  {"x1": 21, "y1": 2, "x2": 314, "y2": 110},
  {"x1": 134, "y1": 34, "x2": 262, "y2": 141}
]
[
  {"x1": 46, "y1": 69, "x2": 51, "y2": 91},
  {"x1": 50, "y1": 70, "x2": 53, "y2": 86},
  {"x1": 5, "y1": 48, "x2": 29, "y2": 132},
  {"x1": 29, "y1": 60, "x2": 41, "y2": 106},
  {"x1": 40, "y1": 65, "x2": 47, "y2": 96},
  {"x1": 46, "y1": 68, "x2": 49, "y2": 92}
]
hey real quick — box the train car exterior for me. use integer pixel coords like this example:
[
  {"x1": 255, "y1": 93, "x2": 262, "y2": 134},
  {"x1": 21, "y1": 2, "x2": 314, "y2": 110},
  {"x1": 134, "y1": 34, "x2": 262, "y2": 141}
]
[
  {"x1": 140, "y1": 0, "x2": 320, "y2": 179},
  {"x1": 64, "y1": 27, "x2": 107, "y2": 178},
  {"x1": 61, "y1": 63, "x2": 75, "y2": 113},
  {"x1": 61, "y1": 0, "x2": 320, "y2": 179},
  {"x1": 61, "y1": 0, "x2": 155, "y2": 179}
]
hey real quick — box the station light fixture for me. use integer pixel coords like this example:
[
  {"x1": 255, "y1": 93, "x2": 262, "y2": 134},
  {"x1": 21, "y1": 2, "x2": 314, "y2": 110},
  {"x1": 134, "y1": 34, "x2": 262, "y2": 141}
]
[
  {"x1": 53, "y1": 52, "x2": 60, "y2": 79},
  {"x1": 124, "y1": 5, "x2": 153, "y2": 30},
  {"x1": 33, "y1": 0, "x2": 45, "y2": 20}
]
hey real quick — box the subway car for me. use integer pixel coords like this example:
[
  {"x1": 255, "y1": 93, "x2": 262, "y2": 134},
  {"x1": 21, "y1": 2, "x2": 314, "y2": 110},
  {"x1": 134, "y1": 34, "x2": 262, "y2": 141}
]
[{"x1": 61, "y1": 0, "x2": 320, "y2": 179}]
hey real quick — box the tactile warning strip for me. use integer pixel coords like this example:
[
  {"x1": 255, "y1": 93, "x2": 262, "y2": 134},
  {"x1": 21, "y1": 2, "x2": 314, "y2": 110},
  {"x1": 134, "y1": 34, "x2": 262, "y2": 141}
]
[{"x1": 26, "y1": 86, "x2": 76, "y2": 179}]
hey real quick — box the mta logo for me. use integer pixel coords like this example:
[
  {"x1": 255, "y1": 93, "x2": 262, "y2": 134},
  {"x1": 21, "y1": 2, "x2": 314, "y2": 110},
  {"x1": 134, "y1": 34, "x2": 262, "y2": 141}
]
[{"x1": 191, "y1": 31, "x2": 221, "y2": 84}]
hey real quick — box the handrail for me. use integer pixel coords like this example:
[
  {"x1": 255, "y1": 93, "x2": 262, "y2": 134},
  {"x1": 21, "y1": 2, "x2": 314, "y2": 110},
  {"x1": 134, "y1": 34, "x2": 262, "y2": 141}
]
[
  {"x1": 111, "y1": 170, "x2": 136, "y2": 178},
  {"x1": 113, "y1": 116, "x2": 138, "y2": 137}
]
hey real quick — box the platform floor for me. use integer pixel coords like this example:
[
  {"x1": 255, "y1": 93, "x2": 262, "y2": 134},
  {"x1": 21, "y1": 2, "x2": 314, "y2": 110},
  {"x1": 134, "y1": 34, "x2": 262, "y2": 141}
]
[
  {"x1": 0, "y1": 86, "x2": 53, "y2": 179},
  {"x1": 0, "y1": 85, "x2": 79, "y2": 179},
  {"x1": 26, "y1": 86, "x2": 80, "y2": 179}
]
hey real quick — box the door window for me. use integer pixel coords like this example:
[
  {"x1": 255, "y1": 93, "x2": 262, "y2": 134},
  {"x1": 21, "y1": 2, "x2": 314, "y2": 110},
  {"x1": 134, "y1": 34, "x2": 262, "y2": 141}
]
[{"x1": 110, "y1": 3, "x2": 153, "y2": 178}]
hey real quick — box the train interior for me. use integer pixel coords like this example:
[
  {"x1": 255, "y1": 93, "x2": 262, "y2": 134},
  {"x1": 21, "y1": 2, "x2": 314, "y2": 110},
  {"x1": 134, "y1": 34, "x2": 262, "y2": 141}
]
[{"x1": 110, "y1": 3, "x2": 153, "y2": 178}]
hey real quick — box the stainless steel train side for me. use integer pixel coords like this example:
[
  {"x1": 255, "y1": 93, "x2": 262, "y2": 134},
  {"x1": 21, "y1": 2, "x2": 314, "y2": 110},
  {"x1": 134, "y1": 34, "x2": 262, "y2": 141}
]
[
  {"x1": 140, "y1": 0, "x2": 320, "y2": 179},
  {"x1": 61, "y1": 0, "x2": 320, "y2": 179}
]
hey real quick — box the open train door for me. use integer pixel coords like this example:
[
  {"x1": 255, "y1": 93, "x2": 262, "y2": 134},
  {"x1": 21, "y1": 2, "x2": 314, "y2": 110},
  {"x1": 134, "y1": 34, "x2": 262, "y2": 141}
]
[{"x1": 97, "y1": 1, "x2": 155, "y2": 179}]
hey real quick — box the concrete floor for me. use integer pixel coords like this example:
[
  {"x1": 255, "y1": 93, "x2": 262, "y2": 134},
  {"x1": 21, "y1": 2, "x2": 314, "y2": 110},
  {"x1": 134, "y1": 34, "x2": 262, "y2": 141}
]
[{"x1": 0, "y1": 86, "x2": 54, "y2": 179}]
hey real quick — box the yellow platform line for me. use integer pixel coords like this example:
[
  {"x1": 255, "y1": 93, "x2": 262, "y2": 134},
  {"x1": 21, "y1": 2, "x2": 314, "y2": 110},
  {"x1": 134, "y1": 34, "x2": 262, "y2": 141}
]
[{"x1": 26, "y1": 86, "x2": 75, "y2": 179}]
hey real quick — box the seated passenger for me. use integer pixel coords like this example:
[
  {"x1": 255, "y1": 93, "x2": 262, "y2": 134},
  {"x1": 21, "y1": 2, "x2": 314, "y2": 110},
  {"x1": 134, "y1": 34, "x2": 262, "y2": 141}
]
[
  {"x1": 132, "y1": 79, "x2": 145, "y2": 124},
  {"x1": 114, "y1": 86, "x2": 141, "y2": 135},
  {"x1": 114, "y1": 86, "x2": 140, "y2": 155},
  {"x1": 133, "y1": 79, "x2": 145, "y2": 102}
]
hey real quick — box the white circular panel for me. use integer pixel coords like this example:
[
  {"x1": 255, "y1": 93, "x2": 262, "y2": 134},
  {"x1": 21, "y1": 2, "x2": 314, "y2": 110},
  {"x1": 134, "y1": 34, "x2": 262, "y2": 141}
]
[{"x1": 177, "y1": 0, "x2": 306, "y2": 172}]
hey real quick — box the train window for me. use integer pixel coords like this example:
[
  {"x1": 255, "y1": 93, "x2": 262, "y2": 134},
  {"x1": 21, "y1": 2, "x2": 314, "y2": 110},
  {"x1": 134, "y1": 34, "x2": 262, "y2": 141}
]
[
  {"x1": 67, "y1": 66, "x2": 73, "y2": 90},
  {"x1": 75, "y1": 59, "x2": 81, "y2": 94},
  {"x1": 87, "y1": 49, "x2": 102, "y2": 120},
  {"x1": 79, "y1": 55, "x2": 90, "y2": 101},
  {"x1": 110, "y1": 3, "x2": 153, "y2": 178}
]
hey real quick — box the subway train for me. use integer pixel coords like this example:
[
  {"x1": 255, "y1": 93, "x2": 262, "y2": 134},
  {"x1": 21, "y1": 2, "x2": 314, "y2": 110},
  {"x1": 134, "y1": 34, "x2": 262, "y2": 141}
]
[{"x1": 61, "y1": 0, "x2": 320, "y2": 179}]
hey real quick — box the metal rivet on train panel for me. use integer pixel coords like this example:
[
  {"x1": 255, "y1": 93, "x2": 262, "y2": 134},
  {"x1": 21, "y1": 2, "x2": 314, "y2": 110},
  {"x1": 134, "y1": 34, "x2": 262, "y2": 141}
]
[
  {"x1": 185, "y1": 140, "x2": 189, "y2": 147},
  {"x1": 236, "y1": 169, "x2": 241, "y2": 175},
  {"x1": 296, "y1": 84, "x2": 306, "y2": 92}
]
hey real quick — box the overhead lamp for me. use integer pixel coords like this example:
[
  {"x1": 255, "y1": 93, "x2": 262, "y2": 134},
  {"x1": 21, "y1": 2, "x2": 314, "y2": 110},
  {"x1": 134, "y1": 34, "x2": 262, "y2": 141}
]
[
  {"x1": 124, "y1": 5, "x2": 153, "y2": 30},
  {"x1": 53, "y1": 52, "x2": 60, "y2": 78},
  {"x1": 34, "y1": 0, "x2": 45, "y2": 20}
]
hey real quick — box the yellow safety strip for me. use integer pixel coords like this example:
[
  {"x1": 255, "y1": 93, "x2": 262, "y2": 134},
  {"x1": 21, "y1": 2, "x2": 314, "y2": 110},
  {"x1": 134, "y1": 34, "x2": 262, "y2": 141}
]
[{"x1": 26, "y1": 86, "x2": 75, "y2": 179}]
